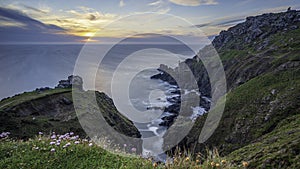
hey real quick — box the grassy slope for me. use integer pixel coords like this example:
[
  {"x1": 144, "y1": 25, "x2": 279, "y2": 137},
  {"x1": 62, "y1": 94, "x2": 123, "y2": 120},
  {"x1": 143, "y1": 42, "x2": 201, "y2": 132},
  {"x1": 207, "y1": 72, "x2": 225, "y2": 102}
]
[
  {"x1": 0, "y1": 88, "x2": 71, "y2": 111},
  {"x1": 0, "y1": 137, "x2": 153, "y2": 169},
  {"x1": 177, "y1": 67, "x2": 300, "y2": 168},
  {"x1": 227, "y1": 114, "x2": 300, "y2": 169},
  {"x1": 0, "y1": 88, "x2": 141, "y2": 140},
  {"x1": 0, "y1": 89, "x2": 83, "y2": 139},
  {"x1": 0, "y1": 134, "x2": 240, "y2": 169}
]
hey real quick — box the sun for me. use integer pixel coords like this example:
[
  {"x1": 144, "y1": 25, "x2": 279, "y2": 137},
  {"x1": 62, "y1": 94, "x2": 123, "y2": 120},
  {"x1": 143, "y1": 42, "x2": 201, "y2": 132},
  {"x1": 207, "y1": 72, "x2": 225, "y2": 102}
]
[{"x1": 84, "y1": 32, "x2": 94, "y2": 37}]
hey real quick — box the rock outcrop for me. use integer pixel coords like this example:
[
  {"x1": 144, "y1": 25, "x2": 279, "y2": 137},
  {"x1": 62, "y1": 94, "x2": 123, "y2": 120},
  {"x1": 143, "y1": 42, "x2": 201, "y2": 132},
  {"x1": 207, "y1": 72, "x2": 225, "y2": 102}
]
[
  {"x1": 56, "y1": 75, "x2": 83, "y2": 90},
  {"x1": 153, "y1": 9, "x2": 300, "y2": 168},
  {"x1": 0, "y1": 76, "x2": 141, "y2": 141}
]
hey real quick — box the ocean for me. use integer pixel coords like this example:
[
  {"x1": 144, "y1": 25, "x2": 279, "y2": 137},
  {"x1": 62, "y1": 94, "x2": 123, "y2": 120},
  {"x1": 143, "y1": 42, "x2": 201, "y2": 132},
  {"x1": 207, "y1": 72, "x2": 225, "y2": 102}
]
[{"x1": 0, "y1": 44, "x2": 198, "y2": 161}]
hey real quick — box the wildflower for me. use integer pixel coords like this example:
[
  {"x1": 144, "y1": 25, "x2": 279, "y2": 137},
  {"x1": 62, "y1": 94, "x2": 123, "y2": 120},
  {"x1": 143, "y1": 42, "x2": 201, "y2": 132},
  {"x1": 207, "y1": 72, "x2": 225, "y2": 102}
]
[
  {"x1": 74, "y1": 141, "x2": 80, "y2": 144},
  {"x1": 131, "y1": 147, "x2": 136, "y2": 152},
  {"x1": 242, "y1": 161, "x2": 249, "y2": 167},
  {"x1": 66, "y1": 142, "x2": 71, "y2": 146},
  {"x1": 71, "y1": 136, "x2": 77, "y2": 140},
  {"x1": 153, "y1": 162, "x2": 158, "y2": 168},
  {"x1": 56, "y1": 142, "x2": 60, "y2": 146},
  {"x1": 123, "y1": 144, "x2": 127, "y2": 147},
  {"x1": 185, "y1": 157, "x2": 190, "y2": 162},
  {"x1": 221, "y1": 160, "x2": 226, "y2": 164},
  {"x1": 34, "y1": 147, "x2": 39, "y2": 150},
  {"x1": 50, "y1": 135, "x2": 56, "y2": 139},
  {"x1": 38, "y1": 138, "x2": 42, "y2": 141},
  {"x1": 216, "y1": 163, "x2": 220, "y2": 167},
  {"x1": 70, "y1": 132, "x2": 74, "y2": 136},
  {"x1": 210, "y1": 162, "x2": 215, "y2": 167},
  {"x1": 196, "y1": 159, "x2": 200, "y2": 163},
  {"x1": 38, "y1": 132, "x2": 43, "y2": 135},
  {"x1": 89, "y1": 143, "x2": 93, "y2": 147},
  {"x1": 50, "y1": 142, "x2": 56, "y2": 145},
  {"x1": 0, "y1": 132, "x2": 10, "y2": 138},
  {"x1": 50, "y1": 148, "x2": 55, "y2": 152}
]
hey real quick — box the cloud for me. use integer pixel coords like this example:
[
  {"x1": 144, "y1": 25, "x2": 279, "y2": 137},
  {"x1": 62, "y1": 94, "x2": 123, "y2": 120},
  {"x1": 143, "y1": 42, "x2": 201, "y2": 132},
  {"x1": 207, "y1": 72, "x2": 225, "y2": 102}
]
[
  {"x1": 148, "y1": 0, "x2": 170, "y2": 14},
  {"x1": 169, "y1": 0, "x2": 218, "y2": 6},
  {"x1": 214, "y1": 18, "x2": 245, "y2": 27},
  {"x1": 194, "y1": 18, "x2": 245, "y2": 28},
  {"x1": 194, "y1": 23, "x2": 211, "y2": 28},
  {"x1": 119, "y1": 0, "x2": 125, "y2": 7},
  {"x1": 148, "y1": 0, "x2": 165, "y2": 6},
  {"x1": 0, "y1": 7, "x2": 82, "y2": 43},
  {"x1": 21, "y1": 4, "x2": 48, "y2": 14}
]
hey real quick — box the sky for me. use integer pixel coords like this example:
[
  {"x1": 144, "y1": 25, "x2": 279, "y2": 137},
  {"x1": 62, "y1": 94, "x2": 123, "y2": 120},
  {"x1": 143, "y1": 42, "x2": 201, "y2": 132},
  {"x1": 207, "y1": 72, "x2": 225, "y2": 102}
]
[{"x1": 0, "y1": 0, "x2": 299, "y2": 43}]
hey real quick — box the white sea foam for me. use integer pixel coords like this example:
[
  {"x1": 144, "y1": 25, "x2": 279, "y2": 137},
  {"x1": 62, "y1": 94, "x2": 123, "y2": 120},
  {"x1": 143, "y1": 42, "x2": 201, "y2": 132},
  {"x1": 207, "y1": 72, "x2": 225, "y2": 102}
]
[{"x1": 190, "y1": 106, "x2": 207, "y2": 121}]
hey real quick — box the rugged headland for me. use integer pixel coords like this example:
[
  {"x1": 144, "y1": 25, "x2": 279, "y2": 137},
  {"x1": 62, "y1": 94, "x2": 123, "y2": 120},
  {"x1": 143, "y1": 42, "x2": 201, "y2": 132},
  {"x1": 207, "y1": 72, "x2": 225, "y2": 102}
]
[
  {"x1": 0, "y1": 9, "x2": 299, "y2": 169},
  {"x1": 152, "y1": 9, "x2": 300, "y2": 168},
  {"x1": 0, "y1": 76, "x2": 141, "y2": 142}
]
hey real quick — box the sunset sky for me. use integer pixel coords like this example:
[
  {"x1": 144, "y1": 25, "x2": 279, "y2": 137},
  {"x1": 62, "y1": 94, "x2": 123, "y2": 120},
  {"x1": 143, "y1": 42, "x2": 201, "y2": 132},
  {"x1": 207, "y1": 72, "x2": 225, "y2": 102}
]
[{"x1": 0, "y1": 0, "x2": 299, "y2": 43}]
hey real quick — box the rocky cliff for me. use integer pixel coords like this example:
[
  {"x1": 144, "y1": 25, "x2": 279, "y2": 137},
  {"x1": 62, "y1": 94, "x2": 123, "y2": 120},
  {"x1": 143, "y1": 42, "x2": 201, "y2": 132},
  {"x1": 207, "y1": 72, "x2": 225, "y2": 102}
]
[
  {"x1": 0, "y1": 77, "x2": 141, "y2": 141},
  {"x1": 153, "y1": 9, "x2": 300, "y2": 168}
]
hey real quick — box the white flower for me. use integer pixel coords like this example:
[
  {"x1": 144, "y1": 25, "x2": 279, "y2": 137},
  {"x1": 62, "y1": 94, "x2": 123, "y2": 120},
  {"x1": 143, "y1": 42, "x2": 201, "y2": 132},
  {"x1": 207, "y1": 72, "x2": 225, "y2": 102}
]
[
  {"x1": 88, "y1": 143, "x2": 93, "y2": 147},
  {"x1": 50, "y1": 142, "x2": 56, "y2": 145},
  {"x1": 34, "y1": 147, "x2": 39, "y2": 150},
  {"x1": 38, "y1": 132, "x2": 43, "y2": 135},
  {"x1": 56, "y1": 142, "x2": 60, "y2": 146},
  {"x1": 65, "y1": 142, "x2": 71, "y2": 147},
  {"x1": 70, "y1": 132, "x2": 74, "y2": 136},
  {"x1": 50, "y1": 148, "x2": 55, "y2": 152},
  {"x1": 74, "y1": 141, "x2": 80, "y2": 144}
]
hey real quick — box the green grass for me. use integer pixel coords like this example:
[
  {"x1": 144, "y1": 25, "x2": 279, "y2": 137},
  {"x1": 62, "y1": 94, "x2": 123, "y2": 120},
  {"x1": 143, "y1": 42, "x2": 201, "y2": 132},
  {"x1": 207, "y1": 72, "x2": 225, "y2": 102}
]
[
  {"x1": 0, "y1": 134, "x2": 238, "y2": 169},
  {"x1": 222, "y1": 68, "x2": 300, "y2": 145},
  {"x1": 0, "y1": 137, "x2": 152, "y2": 169},
  {"x1": 0, "y1": 88, "x2": 71, "y2": 111},
  {"x1": 219, "y1": 49, "x2": 249, "y2": 61},
  {"x1": 227, "y1": 114, "x2": 300, "y2": 168}
]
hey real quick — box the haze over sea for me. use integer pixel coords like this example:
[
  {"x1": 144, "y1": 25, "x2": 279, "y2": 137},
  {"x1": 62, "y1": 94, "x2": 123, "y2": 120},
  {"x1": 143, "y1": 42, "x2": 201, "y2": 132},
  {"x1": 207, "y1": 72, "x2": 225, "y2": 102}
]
[{"x1": 0, "y1": 44, "x2": 197, "y2": 99}]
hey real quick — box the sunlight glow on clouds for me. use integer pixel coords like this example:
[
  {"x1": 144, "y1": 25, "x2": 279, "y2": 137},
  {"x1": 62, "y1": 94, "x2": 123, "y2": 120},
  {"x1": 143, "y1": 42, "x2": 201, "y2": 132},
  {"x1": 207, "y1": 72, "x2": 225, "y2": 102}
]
[
  {"x1": 169, "y1": 0, "x2": 218, "y2": 6},
  {"x1": 0, "y1": 0, "x2": 299, "y2": 43}
]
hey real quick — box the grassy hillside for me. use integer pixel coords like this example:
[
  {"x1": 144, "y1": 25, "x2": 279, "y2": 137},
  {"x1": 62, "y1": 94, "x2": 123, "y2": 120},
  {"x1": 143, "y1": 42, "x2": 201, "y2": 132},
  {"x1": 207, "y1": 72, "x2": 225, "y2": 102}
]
[
  {"x1": 227, "y1": 114, "x2": 300, "y2": 168},
  {"x1": 161, "y1": 10, "x2": 300, "y2": 168},
  {"x1": 0, "y1": 134, "x2": 152, "y2": 169},
  {"x1": 0, "y1": 132, "x2": 241, "y2": 169},
  {"x1": 0, "y1": 88, "x2": 141, "y2": 140}
]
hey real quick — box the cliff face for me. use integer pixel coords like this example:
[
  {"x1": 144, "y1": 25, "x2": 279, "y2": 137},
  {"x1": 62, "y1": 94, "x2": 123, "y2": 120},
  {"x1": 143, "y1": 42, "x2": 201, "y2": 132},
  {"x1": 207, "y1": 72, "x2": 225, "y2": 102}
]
[
  {"x1": 0, "y1": 80, "x2": 141, "y2": 140},
  {"x1": 213, "y1": 9, "x2": 299, "y2": 51},
  {"x1": 154, "y1": 9, "x2": 300, "y2": 168}
]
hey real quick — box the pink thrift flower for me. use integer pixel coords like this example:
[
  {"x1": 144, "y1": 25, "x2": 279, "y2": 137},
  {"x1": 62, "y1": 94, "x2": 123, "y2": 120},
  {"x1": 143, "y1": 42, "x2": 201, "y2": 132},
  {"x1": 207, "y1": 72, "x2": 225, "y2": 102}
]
[{"x1": 131, "y1": 148, "x2": 137, "y2": 152}]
